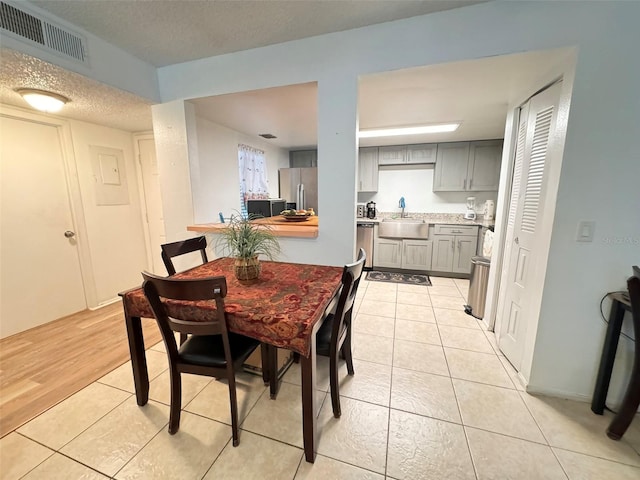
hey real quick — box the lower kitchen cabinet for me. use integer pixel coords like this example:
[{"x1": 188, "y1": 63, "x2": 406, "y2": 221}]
[
  {"x1": 374, "y1": 237, "x2": 432, "y2": 271},
  {"x1": 431, "y1": 225, "x2": 478, "y2": 275},
  {"x1": 402, "y1": 239, "x2": 433, "y2": 270},
  {"x1": 374, "y1": 238, "x2": 402, "y2": 269}
]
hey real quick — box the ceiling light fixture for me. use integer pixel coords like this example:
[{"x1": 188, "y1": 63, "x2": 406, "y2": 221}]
[
  {"x1": 16, "y1": 88, "x2": 70, "y2": 113},
  {"x1": 358, "y1": 123, "x2": 460, "y2": 138}
]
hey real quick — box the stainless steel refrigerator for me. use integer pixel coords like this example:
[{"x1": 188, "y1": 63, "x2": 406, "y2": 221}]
[{"x1": 278, "y1": 167, "x2": 318, "y2": 214}]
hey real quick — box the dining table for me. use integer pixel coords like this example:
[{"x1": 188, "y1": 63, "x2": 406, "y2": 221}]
[{"x1": 119, "y1": 257, "x2": 343, "y2": 463}]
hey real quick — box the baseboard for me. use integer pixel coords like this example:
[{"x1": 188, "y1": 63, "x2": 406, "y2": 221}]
[
  {"x1": 89, "y1": 296, "x2": 121, "y2": 310},
  {"x1": 524, "y1": 383, "x2": 593, "y2": 404}
]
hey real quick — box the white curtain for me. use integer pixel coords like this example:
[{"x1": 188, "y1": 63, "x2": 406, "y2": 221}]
[{"x1": 238, "y1": 144, "x2": 269, "y2": 215}]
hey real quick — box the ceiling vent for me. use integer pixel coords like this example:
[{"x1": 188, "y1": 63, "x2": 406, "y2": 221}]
[{"x1": 0, "y1": 1, "x2": 87, "y2": 64}]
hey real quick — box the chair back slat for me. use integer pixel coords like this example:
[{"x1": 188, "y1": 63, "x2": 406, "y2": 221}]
[
  {"x1": 330, "y1": 248, "x2": 366, "y2": 349},
  {"x1": 161, "y1": 236, "x2": 208, "y2": 275}
]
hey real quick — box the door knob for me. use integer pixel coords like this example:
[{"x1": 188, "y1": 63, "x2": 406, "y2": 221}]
[
  {"x1": 64, "y1": 230, "x2": 76, "y2": 238},
  {"x1": 514, "y1": 237, "x2": 519, "y2": 245}
]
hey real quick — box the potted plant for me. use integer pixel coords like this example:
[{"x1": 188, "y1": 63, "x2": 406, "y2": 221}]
[{"x1": 216, "y1": 213, "x2": 281, "y2": 281}]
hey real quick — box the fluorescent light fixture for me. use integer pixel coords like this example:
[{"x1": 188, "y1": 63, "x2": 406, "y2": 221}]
[
  {"x1": 16, "y1": 88, "x2": 69, "y2": 113},
  {"x1": 358, "y1": 123, "x2": 459, "y2": 138}
]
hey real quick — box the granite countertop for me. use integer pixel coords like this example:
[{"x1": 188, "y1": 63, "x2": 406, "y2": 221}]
[{"x1": 358, "y1": 212, "x2": 492, "y2": 227}]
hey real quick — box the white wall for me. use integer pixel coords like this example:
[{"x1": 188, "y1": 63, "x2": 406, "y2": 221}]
[
  {"x1": 68, "y1": 120, "x2": 148, "y2": 304},
  {"x1": 154, "y1": 1, "x2": 640, "y2": 404},
  {"x1": 193, "y1": 115, "x2": 289, "y2": 224},
  {"x1": 527, "y1": 8, "x2": 640, "y2": 403},
  {"x1": 151, "y1": 101, "x2": 195, "y2": 244},
  {"x1": 360, "y1": 166, "x2": 496, "y2": 216}
]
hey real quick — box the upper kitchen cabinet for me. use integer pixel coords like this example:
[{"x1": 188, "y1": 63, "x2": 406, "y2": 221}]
[
  {"x1": 433, "y1": 142, "x2": 470, "y2": 191},
  {"x1": 377, "y1": 144, "x2": 436, "y2": 165},
  {"x1": 433, "y1": 140, "x2": 502, "y2": 192},
  {"x1": 467, "y1": 140, "x2": 502, "y2": 191},
  {"x1": 378, "y1": 145, "x2": 405, "y2": 165},
  {"x1": 358, "y1": 147, "x2": 378, "y2": 192},
  {"x1": 406, "y1": 144, "x2": 437, "y2": 164},
  {"x1": 289, "y1": 149, "x2": 317, "y2": 168}
]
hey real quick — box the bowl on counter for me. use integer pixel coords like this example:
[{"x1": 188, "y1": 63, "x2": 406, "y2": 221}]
[
  {"x1": 282, "y1": 215, "x2": 311, "y2": 222},
  {"x1": 280, "y1": 209, "x2": 314, "y2": 221}
]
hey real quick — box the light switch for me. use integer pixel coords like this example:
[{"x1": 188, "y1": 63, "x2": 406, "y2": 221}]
[{"x1": 576, "y1": 221, "x2": 595, "y2": 242}]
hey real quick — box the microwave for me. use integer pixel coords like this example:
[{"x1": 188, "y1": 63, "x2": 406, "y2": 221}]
[{"x1": 246, "y1": 199, "x2": 286, "y2": 218}]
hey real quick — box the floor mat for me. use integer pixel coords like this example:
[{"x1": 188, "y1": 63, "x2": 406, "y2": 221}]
[{"x1": 366, "y1": 270, "x2": 431, "y2": 286}]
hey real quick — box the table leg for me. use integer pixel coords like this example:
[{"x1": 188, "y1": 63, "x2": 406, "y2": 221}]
[
  {"x1": 124, "y1": 309, "x2": 149, "y2": 406},
  {"x1": 591, "y1": 299, "x2": 626, "y2": 414},
  {"x1": 301, "y1": 343, "x2": 317, "y2": 463},
  {"x1": 260, "y1": 344, "x2": 270, "y2": 385},
  {"x1": 267, "y1": 345, "x2": 279, "y2": 399}
]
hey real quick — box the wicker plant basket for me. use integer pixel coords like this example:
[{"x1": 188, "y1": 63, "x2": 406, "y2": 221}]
[{"x1": 234, "y1": 256, "x2": 261, "y2": 281}]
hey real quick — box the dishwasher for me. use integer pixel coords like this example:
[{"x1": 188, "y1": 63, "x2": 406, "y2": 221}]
[{"x1": 356, "y1": 222, "x2": 374, "y2": 269}]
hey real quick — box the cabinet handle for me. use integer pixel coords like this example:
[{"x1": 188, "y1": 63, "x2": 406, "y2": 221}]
[
  {"x1": 469, "y1": 179, "x2": 473, "y2": 189},
  {"x1": 451, "y1": 241, "x2": 454, "y2": 251},
  {"x1": 458, "y1": 240, "x2": 461, "y2": 251},
  {"x1": 463, "y1": 179, "x2": 467, "y2": 190}
]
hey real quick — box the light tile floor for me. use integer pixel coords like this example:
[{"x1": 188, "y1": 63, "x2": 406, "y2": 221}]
[{"x1": 3, "y1": 276, "x2": 640, "y2": 479}]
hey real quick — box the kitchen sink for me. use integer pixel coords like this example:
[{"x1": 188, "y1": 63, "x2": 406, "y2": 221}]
[{"x1": 378, "y1": 218, "x2": 429, "y2": 239}]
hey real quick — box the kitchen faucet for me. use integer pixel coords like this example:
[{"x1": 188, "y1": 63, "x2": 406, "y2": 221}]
[{"x1": 399, "y1": 197, "x2": 407, "y2": 218}]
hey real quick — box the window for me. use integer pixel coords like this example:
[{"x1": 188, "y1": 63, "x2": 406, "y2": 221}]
[{"x1": 238, "y1": 144, "x2": 269, "y2": 216}]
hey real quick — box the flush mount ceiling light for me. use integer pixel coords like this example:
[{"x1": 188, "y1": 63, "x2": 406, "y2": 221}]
[
  {"x1": 358, "y1": 123, "x2": 460, "y2": 138},
  {"x1": 16, "y1": 88, "x2": 70, "y2": 113}
]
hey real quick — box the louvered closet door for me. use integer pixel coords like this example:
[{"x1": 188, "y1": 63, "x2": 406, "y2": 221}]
[{"x1": 498, "y1": 81, "x2": 562, "y2": 370}]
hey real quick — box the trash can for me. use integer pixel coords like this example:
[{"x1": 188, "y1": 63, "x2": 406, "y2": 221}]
[{"x1": 465, "y1": 256, "x2": 491, "y2": 319}]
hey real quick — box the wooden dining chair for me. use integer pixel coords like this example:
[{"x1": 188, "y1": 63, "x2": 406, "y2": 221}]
[
  {"x1": 161, "y1": 236, "x2": 208, "y2": 276},
  {"x1": 315, "y1": 248, "x2": 366, "y2": 417},
  {"x1": 607, "y1": 265, "x2": 640, "y2": 440},
  {"x1": 142, "y1": 272, "x2": 260, "y2": 446},
  {"x1": 267, "y1": 249, "x2": 365, "y2": 413}
]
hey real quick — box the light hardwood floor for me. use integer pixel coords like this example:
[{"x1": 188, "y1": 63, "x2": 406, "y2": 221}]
[{"x1": 0, "y1": 303, "x2": 162, "y2": 437}]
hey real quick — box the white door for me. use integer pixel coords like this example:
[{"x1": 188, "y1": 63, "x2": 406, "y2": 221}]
[
  {"x1": 137, "y1": 137, "x2": 166, "y2": 275},
  {"x1": 0, "y1": 115, "x2": 86, "y2": 338},
  {"x1": 497, "y1": 81, "x2": 563, "y2": 369}
]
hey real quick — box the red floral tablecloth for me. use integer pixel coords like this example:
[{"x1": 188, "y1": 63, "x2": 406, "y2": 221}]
[{"x1": 122, "y1": 257, "x2": 343, "y2": 357}]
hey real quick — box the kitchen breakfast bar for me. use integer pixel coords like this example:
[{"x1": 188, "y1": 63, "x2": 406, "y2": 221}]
[{"x1": 187, "y1": 215, "x2": 319, "y2": 238}]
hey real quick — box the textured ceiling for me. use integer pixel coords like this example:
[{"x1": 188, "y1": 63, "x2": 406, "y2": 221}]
[
  {"x1": 2, "y1": 0, "x2": 565, "y2": 145},
  {"x1": 29, "y1": 0, "x2": 487, "y2": 67},
  {"x1": 0, "y1": 49, "x2": 154, "y2": 131}
]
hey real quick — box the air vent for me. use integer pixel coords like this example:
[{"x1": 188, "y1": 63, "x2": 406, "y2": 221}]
[
  {"x1": 0, "y1": 1, "x2": 87, "y2": 64},
  {"x1": 259, "y1": 133, "x2": 277, "y2": 139}
]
